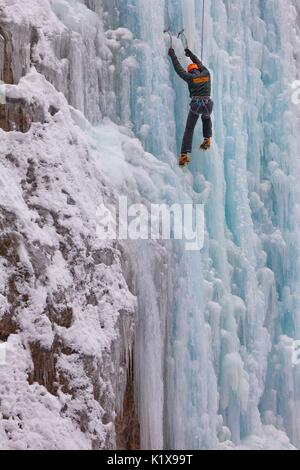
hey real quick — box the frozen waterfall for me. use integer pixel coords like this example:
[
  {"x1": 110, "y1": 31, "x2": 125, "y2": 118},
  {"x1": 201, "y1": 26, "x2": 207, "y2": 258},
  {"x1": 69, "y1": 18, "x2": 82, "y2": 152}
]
[
  {"x1": 1, "y1": 0, "x2": 300, "y2": 451},
  {"x1": 53, "y1": 0, "x2": 300, "y2": 449},
  {"x1": 102, "y1": 0, "x2": 300, "y2": 449}
]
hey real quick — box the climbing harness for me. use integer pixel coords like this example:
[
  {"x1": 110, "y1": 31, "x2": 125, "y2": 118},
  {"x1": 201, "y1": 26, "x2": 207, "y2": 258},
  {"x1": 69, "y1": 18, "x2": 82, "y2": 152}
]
[{"x1": 191, "y1": 96, "x2": 211, "y2": 117}]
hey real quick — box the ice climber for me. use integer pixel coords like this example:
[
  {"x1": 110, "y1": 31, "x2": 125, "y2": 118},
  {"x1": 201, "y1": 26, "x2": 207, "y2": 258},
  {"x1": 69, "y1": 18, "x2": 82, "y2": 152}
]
[{"x1": 168, "y1": 47, "x2": 213, "y2": 167}]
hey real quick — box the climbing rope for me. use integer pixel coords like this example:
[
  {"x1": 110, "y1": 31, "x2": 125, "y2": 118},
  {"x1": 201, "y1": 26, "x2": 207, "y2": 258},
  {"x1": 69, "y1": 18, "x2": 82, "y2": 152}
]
[{"x1": 201, "y1": 0, "x2": 205, "y2": 61}]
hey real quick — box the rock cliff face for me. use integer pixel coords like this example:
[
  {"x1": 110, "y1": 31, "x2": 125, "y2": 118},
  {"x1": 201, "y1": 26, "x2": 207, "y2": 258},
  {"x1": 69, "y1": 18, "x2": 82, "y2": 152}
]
[{"x1": 0, "y1": 1, "x2": 138, "y2": 450}]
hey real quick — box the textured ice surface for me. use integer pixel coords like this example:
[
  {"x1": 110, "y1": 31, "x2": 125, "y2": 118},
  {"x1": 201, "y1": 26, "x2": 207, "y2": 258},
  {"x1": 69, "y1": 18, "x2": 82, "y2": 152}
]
[
  {"x1": 0, "y1": 0, "x2": 300, "y2": 450},
  {"x1": 107, "y1": 0, "x2": 300, "y2": 449}
]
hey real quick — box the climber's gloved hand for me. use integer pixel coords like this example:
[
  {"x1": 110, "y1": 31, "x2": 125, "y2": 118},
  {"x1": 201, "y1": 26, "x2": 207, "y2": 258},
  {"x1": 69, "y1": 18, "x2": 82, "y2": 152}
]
[
  {"x1": 168, "y1": 47, "x2": 175, "y2": 56},
  {"x1": 185, "y1": 48, "x2": 192, "y2": 57}
]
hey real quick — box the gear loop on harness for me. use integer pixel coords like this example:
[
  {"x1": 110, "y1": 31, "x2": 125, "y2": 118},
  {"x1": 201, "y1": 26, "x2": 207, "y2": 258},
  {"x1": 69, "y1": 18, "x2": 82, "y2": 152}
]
[{"x1": 191, "y1": 96, "x2": 211, "y2": 117}]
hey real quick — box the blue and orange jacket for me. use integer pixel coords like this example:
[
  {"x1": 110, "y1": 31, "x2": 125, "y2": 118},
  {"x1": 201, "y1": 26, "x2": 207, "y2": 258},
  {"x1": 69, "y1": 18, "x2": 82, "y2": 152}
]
[{"x1": 169, "y1": 49, "x2": 211, "y2": 98}]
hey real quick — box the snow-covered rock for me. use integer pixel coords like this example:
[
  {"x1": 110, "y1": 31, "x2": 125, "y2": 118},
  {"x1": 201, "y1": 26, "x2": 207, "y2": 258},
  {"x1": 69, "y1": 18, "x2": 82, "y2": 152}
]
[{"x1": 0, "y1": 64, "x2": 137, "y2": 450}]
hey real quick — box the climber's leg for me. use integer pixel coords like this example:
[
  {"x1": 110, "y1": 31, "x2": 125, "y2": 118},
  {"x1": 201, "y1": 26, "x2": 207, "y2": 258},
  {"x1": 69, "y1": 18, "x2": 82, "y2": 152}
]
[
  {"x1": 200, "y1": 100, "x2": 213, "y2": 151},
  {"x1": 181, "y1": 110, "x2": 200, "y2": 155},
  {"x1": 202, "y1": 114, "x2": 212, "y2": 139}
]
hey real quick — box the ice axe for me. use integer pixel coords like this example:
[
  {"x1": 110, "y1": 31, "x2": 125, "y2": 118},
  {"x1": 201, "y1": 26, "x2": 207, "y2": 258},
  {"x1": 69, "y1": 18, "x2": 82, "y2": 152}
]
[
  {"x1": 177, "y1": 29, "x2": 189, "y2": 50},
  {"x1": 163, "y1": 28, "x2": 173, "y2": 48}
]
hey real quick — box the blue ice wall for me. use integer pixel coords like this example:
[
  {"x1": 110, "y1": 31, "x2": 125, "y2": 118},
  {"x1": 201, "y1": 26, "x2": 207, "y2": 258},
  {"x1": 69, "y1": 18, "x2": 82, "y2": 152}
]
[{"x1": 102, "y1": 0, "x2": 300, "y2": 449}]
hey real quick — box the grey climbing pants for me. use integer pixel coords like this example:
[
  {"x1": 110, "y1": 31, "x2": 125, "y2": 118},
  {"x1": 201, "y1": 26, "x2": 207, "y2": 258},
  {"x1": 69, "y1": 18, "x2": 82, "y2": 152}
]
[{"x1": 181, "y1": 97, "x2": 213, "y2": 154}]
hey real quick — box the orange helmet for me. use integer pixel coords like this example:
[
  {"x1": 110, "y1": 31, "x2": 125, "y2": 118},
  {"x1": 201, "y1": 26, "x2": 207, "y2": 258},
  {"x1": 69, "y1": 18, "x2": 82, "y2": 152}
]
[{"x1": 187, "y1": 63, "x2": 199, "y2": 73}]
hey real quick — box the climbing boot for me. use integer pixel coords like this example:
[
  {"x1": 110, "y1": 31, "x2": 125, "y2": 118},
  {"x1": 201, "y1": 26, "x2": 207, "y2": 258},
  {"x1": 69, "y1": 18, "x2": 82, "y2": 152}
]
[
  {"x1": 200, "y1": 138, "x2": 212, "y2": 151},
  {"x1": 179, "y1": 153, "x2": 190, "y2": 167}
]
